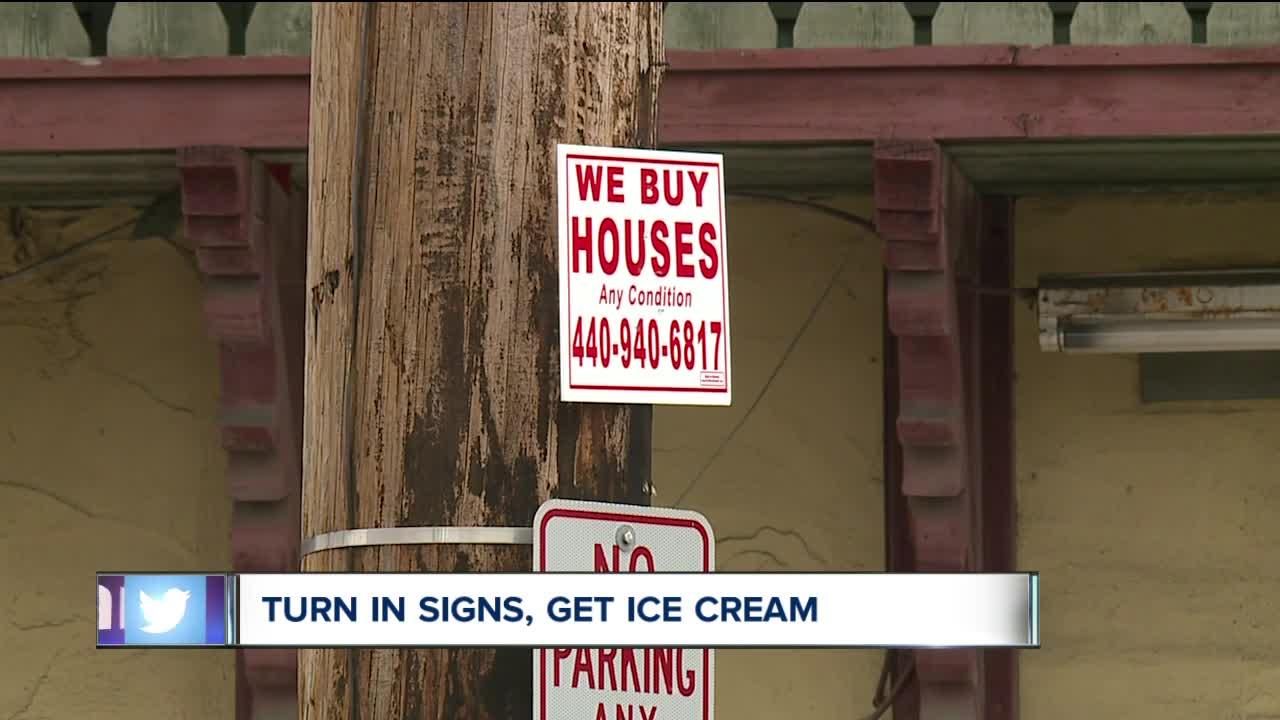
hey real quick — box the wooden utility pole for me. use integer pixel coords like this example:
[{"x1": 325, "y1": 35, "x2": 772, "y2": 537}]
[{"x1": 300, "y1": 3, "x2": 663, "y2": 719}]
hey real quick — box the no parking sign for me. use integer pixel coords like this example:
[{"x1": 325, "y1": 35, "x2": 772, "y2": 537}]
[{"x1": 533, "y1": 499, "x2": 716, "y2": 720}]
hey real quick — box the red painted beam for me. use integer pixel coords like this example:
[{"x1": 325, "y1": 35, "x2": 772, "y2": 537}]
[
  {"x1": 0, "y1": 57, "x2": 309, "y2": 152},
  {"x1": 8, "y1": 45, "x2": 1280, "y2": 153},
  {"x1": 660, "y1": 45, "x2": 1280, "y2": 144},
  {"x1": 977, "y1": 197, "x2": 1017, "y2": 720},
  {"x1": 882, "y1": 278, "x2": 920, "y2": 720}
]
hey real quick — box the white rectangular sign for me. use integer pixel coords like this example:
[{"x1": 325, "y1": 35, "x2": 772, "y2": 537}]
[
  {"x1": 534, "y1": 499, "x2": 716, "y2": 720},
  {"x1": 557, "y1": 144, "x2": 732, "y2": 406},
  {"x1": 230, "y1": 572, "x2": 1041, "y2": 647}
]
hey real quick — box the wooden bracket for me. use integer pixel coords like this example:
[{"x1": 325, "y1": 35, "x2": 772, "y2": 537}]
[
  {"x1": 177, "y1": 146, "x2": 305, "y2": 720},
  {"x1": 875, "y1": 139, "x2": 1016, "y2": 720}
]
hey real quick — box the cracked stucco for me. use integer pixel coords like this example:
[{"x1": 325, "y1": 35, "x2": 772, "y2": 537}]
[
  {"x1": 654, "y1": 194, "x2": 886, "y2": 717},
  {"x1": 0, "y1": 208, "x2": 232, "y2": 720}
]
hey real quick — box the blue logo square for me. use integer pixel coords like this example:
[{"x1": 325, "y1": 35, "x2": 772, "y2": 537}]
[{"x1": 123, "y1": 575, "x2": 208, "y2": 646}]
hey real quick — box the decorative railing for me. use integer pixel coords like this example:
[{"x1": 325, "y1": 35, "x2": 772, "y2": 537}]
[
  {"x1": 0, "y1": 2, "x2": 309, "y2": 57},
  {"x1": 662, "y1": 2, "x2": 1280, "y2": 50},
  {"x1": 1, "y1": 2, "x2": 1278, "y2": 59}
]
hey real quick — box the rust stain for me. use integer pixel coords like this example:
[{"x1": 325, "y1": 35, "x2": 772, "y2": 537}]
[
  {"x1": 1085, "y1": 291, "x2": 1107, "y2": 313},
  {"x1": 1047, "y1": 278, "x2": 1280, "y2": 332},
  {"x1": 1188, "y1": 305, "x2": 1252, "y2": 318},
  {"x1": 1139, "y1": 288, "x2": 1170, "y2": 312}
]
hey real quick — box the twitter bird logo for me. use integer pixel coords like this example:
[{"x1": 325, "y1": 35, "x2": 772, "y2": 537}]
[
  {"x1": 139, "y1": 588, "x2": 191, "y2": 634},
  {"x1": 123, "y1": 575, "x2": 209, "y2": 645}
]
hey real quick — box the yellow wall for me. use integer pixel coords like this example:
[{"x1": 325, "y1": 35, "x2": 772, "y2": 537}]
[
  {"x1": 653, "y1": 194, "x2": 888, "y2": 717},
  {"x1": 0, "y1": 208, "x2": 233, "y2": 719},
  {"x1": 1016, "y1": 193, "x2": 1280, "y2": 719}
]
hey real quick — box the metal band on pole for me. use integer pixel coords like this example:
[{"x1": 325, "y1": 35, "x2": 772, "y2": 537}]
[{"x1": 301, "y1": 526, "x2": 534, "y2": 557}]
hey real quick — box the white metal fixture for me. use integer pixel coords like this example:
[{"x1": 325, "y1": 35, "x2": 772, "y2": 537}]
[{"x1": 1037, "y1": 270, "x2": 1280, "y2": 354}]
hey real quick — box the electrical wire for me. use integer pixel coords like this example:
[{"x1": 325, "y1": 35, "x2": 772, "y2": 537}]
[
  {"x1": 0, "y1": 215, "x2": 138, "y2": 285},
  {"x1": 726, "y1": 190, "x2": 877, "y2": 234},
  {"x1": 725, "y1": 190, "x2": 1037, "y2": 300},
  {"x1": 861, "y1": 651, "x2": 916, "y2": 720},
  {"x1": 712, "y1": 192, "x2": 928, "y2": 719}
]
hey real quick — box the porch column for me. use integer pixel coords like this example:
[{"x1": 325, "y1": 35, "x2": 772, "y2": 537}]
[
  {"x1": 873, "y1": 140, "x2": 1018, "y2": 720},
  {"x1": 177, "y1": 147, "x2": 306, "y2": 720}
]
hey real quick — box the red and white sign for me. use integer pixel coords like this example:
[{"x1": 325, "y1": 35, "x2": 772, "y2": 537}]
[
  {"x1": 533, "y1": 499, "x2": 716, "y2": 720},
  {"x1": 557, "y1": 144, "x2": 732, "y2": 406}
]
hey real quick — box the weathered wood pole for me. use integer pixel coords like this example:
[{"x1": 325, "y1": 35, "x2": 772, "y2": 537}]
[{"x1": 300, "y1": 3, "x2": 662, "y2": 719}]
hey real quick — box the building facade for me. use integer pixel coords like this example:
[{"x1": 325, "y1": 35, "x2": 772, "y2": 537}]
[{"x1": 3, "y1": 3, "x2": 1280, "y2": 720}]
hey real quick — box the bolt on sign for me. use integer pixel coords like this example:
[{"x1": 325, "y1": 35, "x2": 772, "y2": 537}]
[
  {"x1": 556, "y1": 144, "x2": 732, "y2": 406},
  {"x1": 533, "y1": 499, "x2": 716, "y2": 720}
]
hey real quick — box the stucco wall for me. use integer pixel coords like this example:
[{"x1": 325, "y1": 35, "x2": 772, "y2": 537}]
[
  {"x1": 653, "y1": 193, "x2": 887, "y2": 717},
  {"x1": 1015, "y1": 194, "x2": 1280, "y2": 720},
  {"x1": 0, "y1": 208, "x2": 233, "y2": 719}
]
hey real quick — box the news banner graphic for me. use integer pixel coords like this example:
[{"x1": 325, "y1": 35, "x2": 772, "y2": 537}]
[
  {"x1": 557, "y1": 144, "x2": 732, "y2": 406},
  {"x1": 96, "y1": 573, "x2": 1040, "y2": 650},
  {"x1": 96, "y1": 505, "x2": 1039, "y2": 651},
  {"x1": 97, "y1": 500, "x2": 1038, "y2": 720}
]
